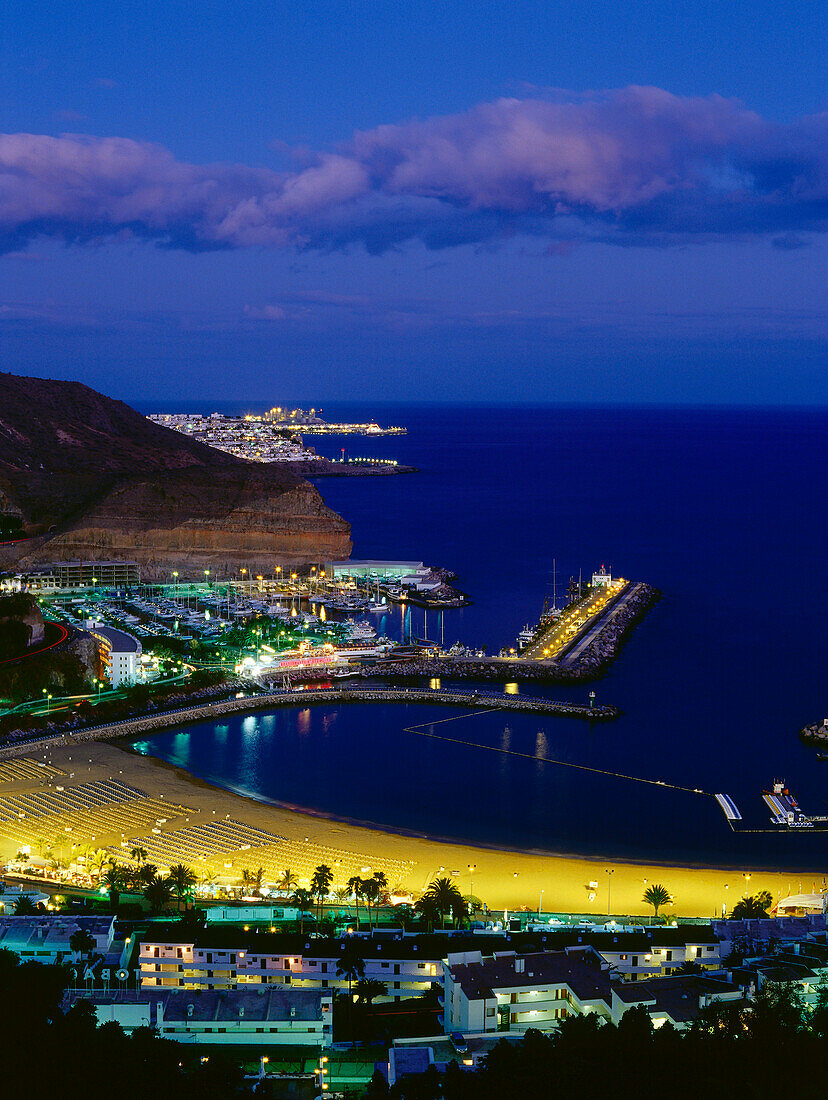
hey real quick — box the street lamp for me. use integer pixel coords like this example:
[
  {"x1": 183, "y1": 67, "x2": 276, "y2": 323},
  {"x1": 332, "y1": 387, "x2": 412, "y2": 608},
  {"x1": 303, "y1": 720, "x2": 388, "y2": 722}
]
[
  {"x1": 605, "y1": 869, "x2": 615, "y2": 917},
  {"x1": 316, "y1": 1055, "x2": 329, "y2": 1093}
]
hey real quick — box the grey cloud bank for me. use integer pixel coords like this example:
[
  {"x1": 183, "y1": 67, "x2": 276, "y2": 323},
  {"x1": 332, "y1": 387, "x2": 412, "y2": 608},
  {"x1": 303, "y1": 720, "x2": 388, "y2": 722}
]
[{"x1": 1, "y1": 87, "x2": 826, "y2": 254}]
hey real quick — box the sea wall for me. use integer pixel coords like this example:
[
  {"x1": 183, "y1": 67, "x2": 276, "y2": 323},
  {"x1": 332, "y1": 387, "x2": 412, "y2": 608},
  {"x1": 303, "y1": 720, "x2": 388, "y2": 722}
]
[
  {"x1": 373, "y1": 583, "x2": 662, "y2": 684},
  {"x1": 0, "y1": 685, "x2": 619, "y2": 759}
]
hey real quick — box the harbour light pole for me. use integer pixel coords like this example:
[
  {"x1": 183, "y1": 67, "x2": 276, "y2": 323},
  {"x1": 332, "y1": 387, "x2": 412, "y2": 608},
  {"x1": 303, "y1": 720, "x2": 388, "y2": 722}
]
[{"x1": 606, "y1": 869, "x2": 615, "y2": 917}]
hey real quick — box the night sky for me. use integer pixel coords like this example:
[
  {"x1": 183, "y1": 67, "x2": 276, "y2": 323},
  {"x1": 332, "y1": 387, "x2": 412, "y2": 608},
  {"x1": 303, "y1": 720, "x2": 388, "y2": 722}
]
[{"x1": 1, "y1": 1, "x2": 826, "y2": 404}]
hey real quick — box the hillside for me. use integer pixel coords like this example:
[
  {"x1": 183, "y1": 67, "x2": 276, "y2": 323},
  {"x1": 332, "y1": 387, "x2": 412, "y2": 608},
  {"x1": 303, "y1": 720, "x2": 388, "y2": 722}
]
[{"x1": 0, "y1": 372, "x2": 351, "y2": 575}]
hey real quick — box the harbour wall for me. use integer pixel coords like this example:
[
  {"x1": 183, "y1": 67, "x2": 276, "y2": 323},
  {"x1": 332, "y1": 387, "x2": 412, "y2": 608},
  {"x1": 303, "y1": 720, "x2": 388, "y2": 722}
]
[
  {"x1": 371, "y1": 582, "x2": 662, "y2": 684},
  {"x1": 0, "y1": 686, "x2": 619, "y2": 759}
]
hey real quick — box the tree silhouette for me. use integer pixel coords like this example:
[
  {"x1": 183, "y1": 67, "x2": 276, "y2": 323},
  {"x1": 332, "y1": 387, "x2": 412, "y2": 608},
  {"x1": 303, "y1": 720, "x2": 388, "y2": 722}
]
[
  {"x1": 730, "y1": 890, "x2": 773, "y2": 919},
  {"x1": 347, "y1": 876, "x2": 365, "y2": 929},
  {"x1": 643, "y1": 883, "x2": 672, "y2": 921},
  {"x1": 310, "y1": 864, "x2": 334, "y2": 922},
  {"x1": 290, "y1": 888, "x2": 314, "y2": 933},
  {"x1": 167, "y1": 863, "x2": 197, "y2": 911},
  {"x1": 355, "y1": 977, "x2": 387, "y2": 1007},
  {"x1": 420, "y1": 876, "x2": 464, "y2": 928}
]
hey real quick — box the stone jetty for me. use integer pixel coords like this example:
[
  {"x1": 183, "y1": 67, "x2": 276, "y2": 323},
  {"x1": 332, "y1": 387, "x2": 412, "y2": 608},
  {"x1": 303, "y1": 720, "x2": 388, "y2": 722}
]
[
  {"x1": 0, "y1": 684, "x2": 619, "y2": 759},
  {"x1": 370, "y1": 582, "x2": 662, "y2": 684}
]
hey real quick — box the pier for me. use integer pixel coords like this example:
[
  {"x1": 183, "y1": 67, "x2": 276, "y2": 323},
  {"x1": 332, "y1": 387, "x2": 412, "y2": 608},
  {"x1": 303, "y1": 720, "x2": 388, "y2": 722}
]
[{"x1": 368, "y1": 582, "x2": 662, "y2": 684}]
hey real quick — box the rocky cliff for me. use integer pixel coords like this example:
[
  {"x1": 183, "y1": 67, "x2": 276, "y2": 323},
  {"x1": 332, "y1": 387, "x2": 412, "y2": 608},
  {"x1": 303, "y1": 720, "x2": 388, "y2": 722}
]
[{"x1": 0, "y1": 371, "x2": 351, "y2": 576}]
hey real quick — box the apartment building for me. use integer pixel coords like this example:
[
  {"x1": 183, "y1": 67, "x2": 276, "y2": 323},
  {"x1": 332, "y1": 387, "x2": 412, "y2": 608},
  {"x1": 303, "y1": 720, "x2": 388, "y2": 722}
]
[
  {"x1": 0, "y1": 915, "x2": 115, "y2": 963},
  {"x1": 66, "y1": 987, "x2": 332, "y2": 1046},
  {"x1": 443, "y1": 947, "x2": 612, "y2": 1033},
  {"x1": 443, "y1": 946, "x2": 742, "y2": 1035},
  {"x1": 139, "y1": 932, "x2": 441, "y2": 1002}
]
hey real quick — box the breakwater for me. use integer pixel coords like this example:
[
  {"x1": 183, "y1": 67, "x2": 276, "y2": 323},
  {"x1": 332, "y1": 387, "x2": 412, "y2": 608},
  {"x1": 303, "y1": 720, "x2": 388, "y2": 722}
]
[
  {"x1": 370, "y1": 582, "x2": 662, "y2": 684},
  {"x1": 800, "y1": 718, "x2": 828, "y2": 747},
  {"x1": 0, "y1": 685, "x2": 619, "y2": 759}
]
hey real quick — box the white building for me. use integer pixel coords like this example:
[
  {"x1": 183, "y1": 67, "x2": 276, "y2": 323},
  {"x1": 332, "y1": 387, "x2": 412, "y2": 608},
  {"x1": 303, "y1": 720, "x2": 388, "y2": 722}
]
[
  {"x1": 0, "y1": 915, "x2": 115, "y2": 962},
  {"x1": 89, "y1": 624, "x2": 142, "y2": 686},
  {"x1": 139, "y1": 935, "x2": 441, "y2": 1002},
  {"x1": 326, "y1": 560, "x2": 426, "y2": 581},
  {"x1": 442, "y1": 946, "x2": 742, "y2": 1036},
  {"x1": 68, "y1": 987, "x2": 332, "y2": 1046},
  {"x1": 443, "y1": 948, "x2": 611, "y2": 1035},
  {"x1": 591, "y1": 565, "x2": 612, "y2": 587}
]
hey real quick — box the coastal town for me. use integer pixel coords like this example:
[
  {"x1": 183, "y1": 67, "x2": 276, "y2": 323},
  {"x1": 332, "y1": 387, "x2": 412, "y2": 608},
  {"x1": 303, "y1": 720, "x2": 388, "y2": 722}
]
[
  {"x1": 1, "y1": 370, "x2": 825, "y2": 1096},
  {"x1": 148, "y1": 409, "x2": 406, "y2": 467},
  {"x1": 1, "y1": 2, "x2": 826, "y2": 1087}
]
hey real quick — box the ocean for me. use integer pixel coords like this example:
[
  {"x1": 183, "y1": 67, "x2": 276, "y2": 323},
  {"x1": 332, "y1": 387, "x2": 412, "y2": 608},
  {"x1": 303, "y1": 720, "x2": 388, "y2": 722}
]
[{"x1": 132, "y1": 403, "x2": 828, "y2": 870}]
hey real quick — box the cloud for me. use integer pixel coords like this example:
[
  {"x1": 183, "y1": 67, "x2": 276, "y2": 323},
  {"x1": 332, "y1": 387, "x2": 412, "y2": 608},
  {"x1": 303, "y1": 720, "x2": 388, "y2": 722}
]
[
  {"x1": 243, "y1": 303, "x2": 290, "y2": 321},
  {"x1": 771, "y1": 232, "x2": 809, "y2": 250},
  {"x1": 1, "y1": 87, "x2": 827, "y2": 255}
]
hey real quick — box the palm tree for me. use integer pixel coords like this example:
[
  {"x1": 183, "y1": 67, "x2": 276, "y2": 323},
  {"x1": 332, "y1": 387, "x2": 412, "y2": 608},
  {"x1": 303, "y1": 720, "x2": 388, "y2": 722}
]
[
  {"x1": 130, "y1": 845, "x2": 148, "y2": 866},
  {"x1": 355, "y1": 978, "x2": 388, "y2": 1007},
  {"x1": 277, "y1": 868, "x2": 298, "y2": 894},
  {"x1": 310, "y1": 864, "x2": 334, "y2": 922},
  {"x1": 240, "y1": 867, "x2": 265, "y2": 897},
  {"x1": 730, "y1": 891, "x2": 773, "y2": 920},
  {"x1": 336, "y1": 939, "x2": 366, "y2": 1002},
  {"x1": 290, "y1": 888, "x2": 314, "y2": 933},
  {"x1": 69, "y1": 927, "x2": 95, "y2": 960},
  {"x1": 334, "y1": 886, "x2": 352, "y2": 910},
  {"x1": 414, "y1": 894, "x2": 439, "y2": 932},
  {"x1": 167, "y1": 863, "x2": 197, "y2": 911},
  {"x1": 420, "y1": 876, "x2": 464, "y2": 928},
  {"x1": 347, "y1": 876, "x2": 364, "y2": 929},
  {"x1": 643, "y1": 883, "x2": 672, "y2": 922},
  {"x1": 88, "y1": 849, "x2": 110, "y2": 878},
  {"x1": 13, "y1": 894, "x2": 38, "y2": 916},
  {"x1": 200, "y1": 869, "x2": 219, "y2": 893},
  {"x1": 137, "y1": 862, "x2": 159, "y2": 886},
  {"x1": 451, "y1": 894, "x2": 470, "y2": 928},
  {"x1": 362, "y1": 878, "x2": 380, "y2": 928},
  {"x1": 371, "y1": 871, "x2": 388, "y2": 923},
  {"x1": 101, "y1": 863, "x2": 128, "y2": 913},
  {"x1": 143, "y1": 875, "x2": 173, "y2": 915}
]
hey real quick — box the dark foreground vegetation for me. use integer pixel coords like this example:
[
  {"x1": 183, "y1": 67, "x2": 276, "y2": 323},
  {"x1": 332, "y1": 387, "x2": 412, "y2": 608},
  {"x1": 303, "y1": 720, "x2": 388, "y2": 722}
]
[{"x1": 369, "y1": 982, "x2": 828, "y2": 1100}]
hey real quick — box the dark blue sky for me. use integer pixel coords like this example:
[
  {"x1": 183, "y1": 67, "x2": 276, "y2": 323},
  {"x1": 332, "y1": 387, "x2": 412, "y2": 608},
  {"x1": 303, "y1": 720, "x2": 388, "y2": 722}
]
[{"x1": 1, "y1": 1, "x2": 825, "y2": 403}]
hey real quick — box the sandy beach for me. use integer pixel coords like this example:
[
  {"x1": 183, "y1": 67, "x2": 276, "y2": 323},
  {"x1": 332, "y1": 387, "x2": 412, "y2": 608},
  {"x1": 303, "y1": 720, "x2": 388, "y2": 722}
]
[{"x1": 4, "y1": 737, "x2": 821, "y2": 920}]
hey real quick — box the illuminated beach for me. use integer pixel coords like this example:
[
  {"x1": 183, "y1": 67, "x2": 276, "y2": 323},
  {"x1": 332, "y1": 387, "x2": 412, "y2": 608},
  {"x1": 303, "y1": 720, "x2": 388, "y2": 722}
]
[{"x1": 2, "y1": 738, "x2": 817, "y2": 919}]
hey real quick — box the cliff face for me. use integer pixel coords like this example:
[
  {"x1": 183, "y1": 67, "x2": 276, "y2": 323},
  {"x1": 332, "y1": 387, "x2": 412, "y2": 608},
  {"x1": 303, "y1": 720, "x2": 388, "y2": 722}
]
[{"x1": 0, "y1": 371, "x2": 351, "y2": 575}]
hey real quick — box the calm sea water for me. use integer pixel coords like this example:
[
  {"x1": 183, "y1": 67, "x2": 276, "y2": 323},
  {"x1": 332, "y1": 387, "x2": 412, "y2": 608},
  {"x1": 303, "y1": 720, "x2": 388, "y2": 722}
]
[{"x1": 133, "y1": 404, "x2": 828, "y2": 870}]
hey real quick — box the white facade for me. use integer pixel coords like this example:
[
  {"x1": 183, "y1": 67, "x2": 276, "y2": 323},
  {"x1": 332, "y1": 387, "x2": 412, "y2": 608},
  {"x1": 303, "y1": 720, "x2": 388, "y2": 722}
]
[
  {"x1": 591, "y1": 566, "x2": 612, "y2": 587},
  {"x1": 0, "y1": 915, "x2": 115, "y2": 962},
  {"x1": 443, "y1": 949, "x2": 611, "y2": 1035},
  {"x1": 139, "y1": 939, "x2": 440, "y2": 1002},
  {"x1": 79, "y1": 988, "x2": 331, "y2": 1046},
  {"x1": 89, "y1": 625, "x2": 142, "y2": 687}
]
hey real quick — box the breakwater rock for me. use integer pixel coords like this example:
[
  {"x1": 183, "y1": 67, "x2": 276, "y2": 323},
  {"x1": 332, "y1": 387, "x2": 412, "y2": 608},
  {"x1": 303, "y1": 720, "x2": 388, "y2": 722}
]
[
  {"x1": 0, "y1": 684, "x2": 619, "y2": 759},
  {"x1": 560, "y1": 582, "x2": 662, "y2": 677},
  {"x1": 370, "y1": 582, "x2": 662, "y2": 684},
  {"x1": 800, "y1": 719, "x2": 828, "y2": 746}
]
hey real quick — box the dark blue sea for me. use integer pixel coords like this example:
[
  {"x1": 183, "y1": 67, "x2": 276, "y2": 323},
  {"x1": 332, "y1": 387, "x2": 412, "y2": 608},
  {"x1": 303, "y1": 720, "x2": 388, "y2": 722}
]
[{"x1": 133, "y1": 404, "x2": 828, "y2": 870}]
